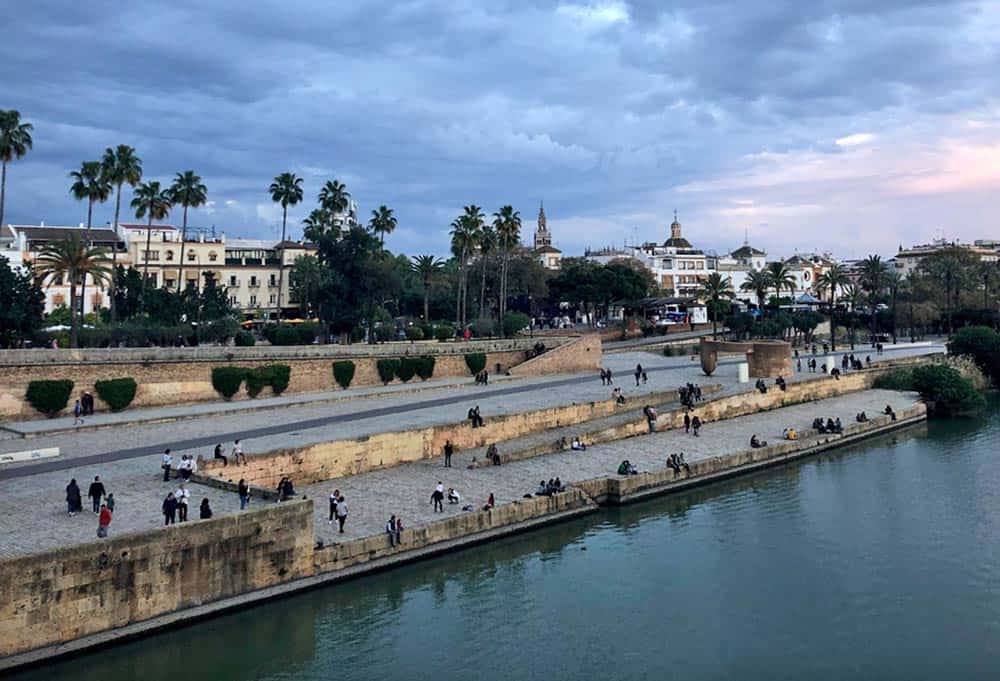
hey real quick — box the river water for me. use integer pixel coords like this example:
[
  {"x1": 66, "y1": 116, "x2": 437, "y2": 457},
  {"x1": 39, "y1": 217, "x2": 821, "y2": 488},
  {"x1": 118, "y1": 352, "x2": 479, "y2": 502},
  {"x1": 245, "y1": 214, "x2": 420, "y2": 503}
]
[{"x1": 12, "y1": 408, "x2": 1000, "y2": 681}]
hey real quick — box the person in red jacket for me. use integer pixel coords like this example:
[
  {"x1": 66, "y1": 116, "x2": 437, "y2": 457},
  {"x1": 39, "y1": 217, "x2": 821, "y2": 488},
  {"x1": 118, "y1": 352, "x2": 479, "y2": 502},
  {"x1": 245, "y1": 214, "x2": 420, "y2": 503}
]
[{"x1": 97, "y1": 503, "x2": 112, "y2": 538}]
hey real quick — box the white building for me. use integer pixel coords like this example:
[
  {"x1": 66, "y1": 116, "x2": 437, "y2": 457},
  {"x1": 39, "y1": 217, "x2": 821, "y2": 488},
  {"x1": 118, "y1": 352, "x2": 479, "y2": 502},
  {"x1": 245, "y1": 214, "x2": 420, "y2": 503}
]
[
  {"x1": 532, "y1": 203, "x2": 562, "y2": 270},
  {"x1": 889, "y1": 239, "x2": 998, "y2": 278},
  {"x1": 623, "y1": 213, "x2": 718, "y2": 298}
]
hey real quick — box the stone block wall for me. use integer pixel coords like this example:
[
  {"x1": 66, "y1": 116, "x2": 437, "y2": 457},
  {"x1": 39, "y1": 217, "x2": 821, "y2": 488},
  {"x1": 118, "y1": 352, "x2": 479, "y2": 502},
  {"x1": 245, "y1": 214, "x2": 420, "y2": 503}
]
[
  {"x1": 0, "y1": 501, "x2": 314, "y2": 658},
  {"x1": 508, "y1": 334, "x2": 602, "y2": 376}
]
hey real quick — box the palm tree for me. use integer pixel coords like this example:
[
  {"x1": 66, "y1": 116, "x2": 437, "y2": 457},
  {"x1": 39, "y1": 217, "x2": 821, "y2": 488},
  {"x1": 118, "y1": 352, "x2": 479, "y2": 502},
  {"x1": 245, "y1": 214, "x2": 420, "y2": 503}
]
[
  {"x1": 858, "y1": 254, "x2": 888, "y2": 339},
  {"x1": 815, "y1": 263, "x2": 849, "y2": 351},
  {"x1": 450, "y1": 214, "x2": 476, "y2": 326},
  {"x1": 368, "y1": 204, "x2": 397, "y2": 247},
  {"x1": 269, "y1": 172, "x2": 304, "y2": 322},
  {"x1": 411, "y1": 254, "x2": 444, "y2": 322},
  {"x1": 842, "y1": 283, "x2": 862, "y2": 349},
  {"x1": 885, "y1": 270, "x2": 903, "y2": 344},
  {"x1": 740, "y1": 269, "x2": 771, "y2": 312},
  {"x1": 978, "y1": 260, "x2": 995, "y2": 310},
  {"x1": 765, "y1": 261, "x2": 796, "y2": 303},
  {"x1": 492, "y1": 205, "x2": 521, "y2": 324},
  {"x1": 69, "y1": 161, "x2": 112, "y2": 320},
  {"x1": 35, "y1": 233, "x2": 111, "y2": 347},
  {"x1": 130, "y1": 180, "x2": 172, "y2": 302},
  {"x1": 101, "y1": 145, "x2": 142, "y2": 323},
  {"x1": 303, "y1": 207, "x2": 338, "y2": 242},
  {"x1": 921, "y1": 250, "x2": 965, "y2": 337},
  {"x1": 462, "y1": 205, "x2": 485, "y2": 325},
  {"x1": 169, "y1": 171, "x2": 208, "y2": 292},
  {"x1": 0, "y1": 110, "x2": 33, "y2": 231},
  {"x1": 700, "y1": 272, "x2": 734, "y2": 339},
  {"x1": 318, "y1": 180, "x2": 351, "y2": 221}
]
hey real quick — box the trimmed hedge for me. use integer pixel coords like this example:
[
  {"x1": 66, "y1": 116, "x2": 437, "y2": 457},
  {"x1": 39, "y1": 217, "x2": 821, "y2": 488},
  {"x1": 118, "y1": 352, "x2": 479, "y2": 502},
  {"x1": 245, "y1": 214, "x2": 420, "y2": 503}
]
[
  {"x1": 212, "y1": 367, "x2": 246, "y2": 399},
  {"x1": 405, "y1": 327, "x2": 425, "y2": 341},
  {"x1": 374, "y1": 326, "x2": 394, "y2": 343},
  {"x1": 416, "y1": 355, "x2": 436, "y2": 381},
  {"x1": 269, "y1": 365, "x2": 291, "y2": 394},
  {"x1": 464, "y1": 352, "x2": 487, "y2": 375},
  {"x1": 397, "y1": 357, "x2": 417, "y2": 382},
  {"x1": 435, "y1": 325, "x2": 455, "y2": 342},
  {"x1": 333, "y1": 360, "x2": 356, "y2": 389},
  {"x1": 234, "y1": 330, "x2": 256, "y2": 347},
  {"x1": 502, "y1": 312, "x2": 531, "y2": 338},
  {"x1": 274, "y1": 326, "x2": 299, "y2": 346},
  {"x1": 377, "y1": 358, "x2": 400, "y2": 384},
  {"x1": 245, "y1": 367, "x2": 268, "y2": 397},
  {"x1": 246, "y1": 364, "x2": 292, "y2": 397},
  {"x1": 94, "y1": 377, "x2": 137, "y2": 412},
  {"x1": 25, "y1": 379, "x2": 74, "y2": 417}
]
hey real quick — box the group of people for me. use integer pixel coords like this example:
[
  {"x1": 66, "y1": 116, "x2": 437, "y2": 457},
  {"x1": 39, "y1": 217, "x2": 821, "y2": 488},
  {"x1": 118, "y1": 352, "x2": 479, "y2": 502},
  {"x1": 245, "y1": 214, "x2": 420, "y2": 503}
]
[
  {"x1": 329, "y1": 489, "x2": 348, "y2": 532},
  {"x1": 666, "y1": 453, "x2": 690, "y2": 475},
  {"x1": 474, "y1": 370, "x2": 490, "y2": 385},
  {"x1": 633, "y1": 363, "x2": 648, "y2": 386},
  {"x1": 812, "y1": 417, "x2": 843, "y2": 434},
  {"x1": 612, "y1": 387, "x2": 627, "y2": 405},
  {"x1": 385, "y1": 515, "x2": 405, "y2": 547},
  {"x1": 66, "y1": 476, "x2": 116, "y2": 538},
  {"x1": 884, "y1": 404, "x2": 897, "y2": 421},
  {"x1": 213, "y1": 441, "x2": 247, "y2": 467},
  {"x1": 782, "y1": 427, "x2": 798, "y2": 440},
  {"x1": 276, "y1": 476, "x2": 296, "y2": 501},
  {"x1": 485, "y1": 442, "x2": 502, "y2": 465},
  {"x1": 161, "y1": 484, "x2": 213, "y2": 525},
  {"x1": 617, "y1": 460, "x2": 639, "y2": 475},
  {"x1": 683, "y1": 412, "x2": 703, "y2": 436},
  {"x1": 678, "y1": 383, "x2": 701, "y2": 408},
  {"x1": 534, "y1": 478, "x2": 565, "y2": 496},
  {"x1": 72, "y1": 391, "x2": 96, "y2": 425},
  {"x1": 841, "y1": 354, "x2": 867, "y2": 371},
  {"x1": 856, "y1": 411, "x2": 869, "y2": 422},
  {"x1": 599, "y1": 368, "x2": 615, "y2": 385},
  {"x1": 176, "y1": 454, "x2": 197, "y2": 480},
  {"x1": 467, "y1": 405, "x2": 485, "y2": 428}
]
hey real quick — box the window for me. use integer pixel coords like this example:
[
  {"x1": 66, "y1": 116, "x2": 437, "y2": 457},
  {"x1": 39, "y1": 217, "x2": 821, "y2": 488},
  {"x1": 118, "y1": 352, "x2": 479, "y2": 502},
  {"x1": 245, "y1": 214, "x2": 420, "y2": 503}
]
[
  {"x1": 209, "y1": 252, "x2": 218, "y2": 262},
  {"x1": 662, "y1": 259, "x2": 673, "y2": 269},
  {"x1": 269, "y1": 294, "x2": 276, "y2": 305},
  {"x1": 187, "y1": 251, "x2": 196, "y2": 262},
  {"x1": 143, "y1": 250, "x2": 159, "y2": 261},
  {"x1": 52, "y1": 294, "x2": 66, "y2": 307},
  {"x1": 249, "y1": 276, "x2": 259, "y2": 287},
  {"x1": 229, "y1": 275, "x2": 238, "y2": 287},
  {"x1": 269, "y1": 274, "x2": 277, "y2": 287},
  {"x1": 228, "y1": 295, "x2": 237, "y2": 306},
  {"x1": 697, "y1": 261, "x2": 704, "y2": 269},
  {"x1": 249, "y1": 294, "x2": 257, "y2": 306},
  {"x1": 165, "y1": 250, "x2": 174, "y2": 261},
  {"x1": 165, "y1": 279, "x2": 176, "y2": 289}
]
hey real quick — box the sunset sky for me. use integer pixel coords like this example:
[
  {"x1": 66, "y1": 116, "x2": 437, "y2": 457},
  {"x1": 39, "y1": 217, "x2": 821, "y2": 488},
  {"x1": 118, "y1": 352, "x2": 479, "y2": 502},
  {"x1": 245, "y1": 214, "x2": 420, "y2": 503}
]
[{"x1": 3, "y1": 0, "x2": 998, "y2": 259}]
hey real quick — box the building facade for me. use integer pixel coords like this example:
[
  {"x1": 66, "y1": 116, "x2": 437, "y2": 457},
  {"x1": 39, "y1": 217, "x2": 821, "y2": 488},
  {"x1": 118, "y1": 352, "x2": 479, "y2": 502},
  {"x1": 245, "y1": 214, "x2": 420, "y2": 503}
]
[{"x1": 532, "y1": 203, "x2": 562, "y2": 270}]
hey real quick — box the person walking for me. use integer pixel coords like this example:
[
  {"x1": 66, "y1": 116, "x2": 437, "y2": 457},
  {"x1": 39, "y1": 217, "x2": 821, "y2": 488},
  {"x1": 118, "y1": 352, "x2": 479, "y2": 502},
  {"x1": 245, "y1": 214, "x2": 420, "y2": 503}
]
[
  {"x1": 691, "y1": 416, "x2": 702, "y2": 437},
  {"x1": 175, "y1": 484, "x2": 190, "y2": 522},
  {"x1": 329, "y1": 488, "x2": 340, "y2": 524},
  {"x1": 66, "y1": 478, "x2": 82, "y2": 516},
  {"x1": 213, "y1": 443, "x2": 227, "y2": 466},
  {"x1": 73, "y1": 399, "x2": 84, "y2": 426},
  {"x1": 232, "y1": 439, "x2": 246, "y2": 465},
  {"x1": 87, "y1": 476, "x2": 105, "y2": 514},
  {"x1": 335, "y1": 496, "x2": 348, "y2": 533},
  {"x1": 634, "y1": 364, "x2": 643, "y2": 387},
  {"x1": 105, "y1": 493, "x2": 116, "y2": 513},
  {"x1": 162, "y1": 492, "x2": 178, "y2": 525},
  {"x1": 161, "y1": 449, "x2": 173, "y2": 482},
  {"x1": 97, "y1": 503, "x2": 112, "y2": 538},
  {"x1": 432, "y1": 482, "x2": 445, "y2": 512},
  {"x1": 199, "y1": 498, "x2": 213, "y2": 520},
  {"x1": 683, "y1": 412, "x2": 691, "y2": 434},
  {"x1": 238, "y1": 479, "x2": 250, "y2": 510},
  {"x1": 443, "y1": 440, "x2": 454, "y2": 468}
]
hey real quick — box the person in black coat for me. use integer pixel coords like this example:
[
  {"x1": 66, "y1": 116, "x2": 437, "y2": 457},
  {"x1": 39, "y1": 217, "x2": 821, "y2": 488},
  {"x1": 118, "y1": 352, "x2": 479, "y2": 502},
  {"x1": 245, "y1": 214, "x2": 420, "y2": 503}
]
[
  {"x1": 199, "y1": 498, "x2": 213, "y2": 520},
  {"x1": 162, "y1": 492, "x2": 178, "y2": 525},
  {"x1": 87, "y1": 476, "x2": 106, "y2": 514},
  {"x1": 66, "y1": 478, "x2": 83, "y2": 515}
]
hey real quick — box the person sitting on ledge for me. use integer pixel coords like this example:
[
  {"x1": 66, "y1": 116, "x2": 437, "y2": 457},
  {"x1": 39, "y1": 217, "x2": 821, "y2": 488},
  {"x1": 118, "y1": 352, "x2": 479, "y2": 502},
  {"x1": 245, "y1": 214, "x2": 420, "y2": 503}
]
[
  {"x1": 775, "y1": 375, "x2": 787, "y2": 392},
  {"x1": 536, "y1": 480, "x2": 550, "y2": 496},
  {"x1": 813, "y1": 417, "x2": 826, "y2": 433},
  {"x1": 612, "y1": 387, "x2": 626, "y2": 405},
  {"x1": 553, "y1": 477, "x2": 564, "y2": 493},
  {"x1": 617, "y1": 460, "x2": 639, "y2": 475},
  {"x1": 571, "y1": 437, "x2": 586, "y2": 451},
  {"x1": 884, "y1": 405, "x2": 897, "y2": 421},
  {"x1": 783, "y1": 428, "x2": 798, "y2": 441},
  {"x1": 830, "y1": 367, "x2": 841, "y2": 380},
  {"x1": 486, "y1": 443, "x2": 501, "y2": 465},
  {"x1": 750, "y1": 434, "x2": 767, "y2": 448},
  {"x1": 483, "y1": 493, "x2": 495, "y2": 511},
  {"x1": 866, "y1": 355, "x2": 873, "y2": 367},
  {"x1": 857, "y1": 411, "x2": 868, "y2": 422},
  {"x1": 833, "y1": 417, "x2": 843, "y2": 433},
  {"x1": 826, "y1": 418, "x2": 837, "y2": 433}
]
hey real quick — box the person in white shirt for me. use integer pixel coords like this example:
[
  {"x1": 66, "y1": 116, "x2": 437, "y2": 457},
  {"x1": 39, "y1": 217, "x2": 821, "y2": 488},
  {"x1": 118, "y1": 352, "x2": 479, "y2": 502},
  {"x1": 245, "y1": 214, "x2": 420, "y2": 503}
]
[
  {"x1": 448, "y1": 488, "x2": 461, "y2": 504},
  {"x1": 232, "y1": 440, "x2": 246, "y2": 465},
  {"x1": 175, "y1": 484, "x2": 191, "y2": 522},
  {"x1": 335, "y1": 496, "x2": 348, "y2": 533},
  {"x1": 161, "y1": 449, "x2": 173, "y2": 482}
]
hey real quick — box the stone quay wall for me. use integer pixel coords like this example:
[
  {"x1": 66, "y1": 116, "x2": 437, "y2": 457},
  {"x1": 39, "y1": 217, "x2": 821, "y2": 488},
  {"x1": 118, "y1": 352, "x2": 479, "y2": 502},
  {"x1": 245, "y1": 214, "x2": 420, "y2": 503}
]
[
  {"x1": 0, "y1": 500, "x2": 314, "y2": 660},
  {"x1": 0, "y1": 337, "x2": 584, "y2": 420},
  {"x1": 507, "y1": 334, "x2": 602, "y2": 376}
]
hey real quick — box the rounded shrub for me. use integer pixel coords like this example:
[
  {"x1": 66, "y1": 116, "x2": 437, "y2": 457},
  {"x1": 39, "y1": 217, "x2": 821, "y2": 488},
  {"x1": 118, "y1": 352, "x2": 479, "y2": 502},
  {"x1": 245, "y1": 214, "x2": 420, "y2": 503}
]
[
  {"x1": 435, "y1": 325, "x2": 455, "y2": 342},
  {"x1": 269, "y1": 364, "x2": 291, "y2": 394},
  {"x1": 234, "y1": 330, "x2": 256, "y2": 347},
  {"x1": 245, "y1": 366, "x2": 271, "y2": 397},
  {"x1": 211, "y1": 367, "x2": 247, "y2": 399},
  {"x1": 464, "y1": 352, "x2": 487, "y2": 376},
  {"x1": 502, "y1": 312, "x2": 531, "y2": 338},
  {"x1": 297, "y1": 323, "x2": 318, "y2": 345},
  {"x1": 25, "y1": 380, "x2": 74, "y2": 417},
  {"x1": 416, "y1": 355, "x2": 436, "y2": 381},
  {"x1": 333, "y1": 360, "x2": 356, "y2": 389},
  {"x1": 471, "y1": 317, "x2": 495, "y2": 338},
  {"x1": 350, "y1": 327, "x2": 366, "y2": 343},
  {"x1": 405, "y1": 327, "x2": 425, "y2": 341},
  {"x1": 374, "y1": 326, "x2": 394, "y2": 343},
  {"x1": 94, "y1": 377, "x2": 137, "y2": 412},
  {"x1": 397, "y1": 357, "x2": 417, "y2": 382},
  {"x1": 274, "y1": 326, "x2": 300, "y2": 346},
  {"x1": 377, "y1": 358, "x2": 400, "y2": 384}
]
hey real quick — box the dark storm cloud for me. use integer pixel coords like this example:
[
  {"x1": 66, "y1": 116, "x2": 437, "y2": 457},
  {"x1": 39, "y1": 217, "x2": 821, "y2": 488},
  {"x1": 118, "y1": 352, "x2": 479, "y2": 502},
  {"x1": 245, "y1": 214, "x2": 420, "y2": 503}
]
[{"x1": 1, "y1": 0, "x2": 997, "y2": 256}]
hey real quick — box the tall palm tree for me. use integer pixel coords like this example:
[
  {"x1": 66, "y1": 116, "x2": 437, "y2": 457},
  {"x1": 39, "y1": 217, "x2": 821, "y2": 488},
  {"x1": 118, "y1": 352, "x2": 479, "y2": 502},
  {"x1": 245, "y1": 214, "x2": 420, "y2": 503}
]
[
  {"x1": 450, "y1": 214, "x2": 476, "y2": 326},
  {"x1": 410, "y1": 254, "x2": 444, "y2": 322},
  {"x1": 978, "y1": 260, "x2": 995, "y2": 310},
  {"x1": 740, "y1": 269, "x2": 771, "y2": 312},
  {"x1": 765, "y1": 261, "x2": 796, "y2": 303},
  {"x1": 101, "y1": 145, "x2": 142, "y2": 323},
  {"x1": 842, "y1": 283, "x2": 862, "y2": 349},
  {"x1": 858, "y1": 254, "x2": 888, "y2": 339},
  {"x1": 492, "y1": 205, "x2": 521, "y2": 324},
  {"x1": 815, "y1": 263, "x2": 849, "y2": 351},
  {"x1": 130, "y1": 180, "x2": 172, "y2": 302},
  {"x1": 35, "y1": 233, "x2": 111, "y2": 347},
  {"x1": 269, "y1": 172, "x2": 304, "y2": 322},
  {"x1": 921, "y1": 250, "x2": 965, "y2": 337},
  {"x1": 318, "y1": 180, "x2": 351, "y2": 222},
  {"x1": 169, "y1": 171, "x2": 208, "y2": 292},
  {"x1": 700, "y1": 272, "x2": 734, "y2": 339},
  {"x1": 69, "y1": 161, "x2": 112, "y2": 320},
  {"x1": 0, "y1": 110, "x2": 33, "y2": 231},
  {"x1": 302, "y1": 207, "x2": 338, "y2": 242},
  {"x1": 368, "y1": 204, "x2": 397, "y2": 247},
  {"x1": 461, "y1": 205, "x2": 485, "y2": 325},
  {"x1": 476, "y1": 223, "x2": 496, "y2": 319},
  {"x1": 885, "y1": 270, "x2": 903, "y2": 345}
]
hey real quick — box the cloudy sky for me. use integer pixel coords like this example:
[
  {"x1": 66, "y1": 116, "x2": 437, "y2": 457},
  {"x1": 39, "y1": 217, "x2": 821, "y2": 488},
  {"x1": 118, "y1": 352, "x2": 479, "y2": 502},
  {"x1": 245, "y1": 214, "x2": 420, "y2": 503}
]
[{"x1": 3, "y1": 0, "x2": 999, "y2": 259}]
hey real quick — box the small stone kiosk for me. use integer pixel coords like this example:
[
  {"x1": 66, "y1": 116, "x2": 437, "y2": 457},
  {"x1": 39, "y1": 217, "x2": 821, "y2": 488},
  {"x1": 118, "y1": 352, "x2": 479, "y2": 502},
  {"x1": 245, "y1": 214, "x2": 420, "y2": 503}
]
[{"x1": 699, "y1": 338, "x2": 793, "y2": 379}]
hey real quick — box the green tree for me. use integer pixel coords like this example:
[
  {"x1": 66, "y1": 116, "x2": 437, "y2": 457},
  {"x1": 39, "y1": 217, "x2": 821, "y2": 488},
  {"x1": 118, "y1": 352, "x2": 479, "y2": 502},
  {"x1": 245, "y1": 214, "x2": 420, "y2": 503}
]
[
  {"x1": 451, "y1": 206, "x2": 484, "y2": 326},
  {"x1": 859, "y1": 254, "x2": 888, "y2": 338},
  {"x1": 476, "y1": 222, "x2": 496, "y2": 319},
  {"x1": 130, "y1": 180, "x2": 172, "y2": 303},
  {"x1": 410, "y1": 254, "x2": 444, "y2": 322},
  {"x1": 842, "y1": 283, "x2": 862, "y2": 349},
  {"x1": 740, "y1": 268, "x2": 771, "y2": 312},
  {"x1": 169, "y1": 170, "x2": 208, "y2": 292},
  {"x1": 700, "y1": 272, "x2": 734, "y2": 339},
  {"x1": 303, "y1": 207, "x2": 339, "y2": 242},
  {"x1": 765, "y1": 261, "x2": 796, "y2": 302},
  {"x1": 269, "y1": 172, "x2": 304, "y2": 321},
  {"x1": 0, "y1": 255, "x2": 44, "y2": 347},
  {"x1": 368, "y1": 204, "x2": 397, "y2": 247},
  {"x1": 101, "y1": 145, "x2": 142, "y2": 323},
  {"x1": 318, "y1": 180, "x2": 351, "y2": 220},
  {"x1": 921, "y1": 247, "x2": 975, "y2": 336},
  {"x1": 290, "y1": 253, "x2": 330, "y2": 318},
  {"x1": 69, "y1": 160, "x2": 112, "y2": 318},
  {"x1": 0, "y1": 110, "x2": 34, "y2": 240},
  {"x1": 112, "y1": 265, "x2": 143, "y2": 320},
  {"x1": 35, "y1": 233, "x2": 112, "y2": 347},
  {"x1": 815, "y1": 263, "x2": 850, "y2": 351},
  {"x1": 492, "y1": 205, "x2": 522, "y2": 324}
]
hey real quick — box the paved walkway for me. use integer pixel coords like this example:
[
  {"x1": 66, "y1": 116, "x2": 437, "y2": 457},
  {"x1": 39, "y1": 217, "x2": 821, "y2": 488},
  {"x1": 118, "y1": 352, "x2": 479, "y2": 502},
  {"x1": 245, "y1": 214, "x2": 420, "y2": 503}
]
[{"x1": 0, "y1": 388, "x2": 919, "y2": 558}]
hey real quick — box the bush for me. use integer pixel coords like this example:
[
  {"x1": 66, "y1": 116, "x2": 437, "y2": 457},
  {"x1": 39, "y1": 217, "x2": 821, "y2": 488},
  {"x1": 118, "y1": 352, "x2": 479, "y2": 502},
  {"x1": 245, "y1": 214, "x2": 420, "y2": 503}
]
[
  {"x1": 245, "y1": 366, "x2": 270, "y2": 397},
  {"x1": 94, "y1": 377, "x2": 137, "y2": 412},
  {"x1": 416, "y1": 355, "x2": 436, "y2": 381},
  {"x1": 405, "y1": 327, "x2": 425, "y2": 341},
  {"x1": 269, "y1": 364, "x2": 291, "y2": 394},
  {"x1": 949, "y1": 326, "x2": 1000, "y2": 385},
  {"x1": 420, "y1": 324, "x2": 434, "y2": 341},
  {"x1": 350, "y1": 327, "x2": 366, "y2": 343},
  {"x1": 234, "y1": 330, "x2": 256, "y2": 347},
  {"x1": 872, "y1": 368, "x2": 915, "y2": 391},
  {"x1": 435, "y1": 325, "x2": 455, "y2": 342},
  {"x1": 199, "y1": 318, "x2": 240, "y2": 345},
  {"x1": 374, "y1": 325, "x2": 394, "y2": 343},
  {"x1": 397, "y1": 357, "x2": 418, "y2": 382},
  {"x1": 377, "y1": 358, "x2": 400, "y2": 384},
  {"x1": 211, "y1": 367, "x2": 247, "y2": 399},
  {"x1": 273, "y1": 326, "x2": 300, "y2": 346},
  {"x1": 464, "y1": 352, "x2": 487, "y2": 375},
  {"x1": 875, "y1": 364, "x2": 985, "y2": 416},
  {"x1": 471, "y1": 317, "x2": 495, "y2": 338},
  {"x1": 502, "y1": 312, "x2": 531, "y2": 338},
  {"x1": 244, "y1": 364, "x2": 292, "y2": 397},
  {"x1": 25, "y1": 379, "x2": 74, "y2": 417},
  {"x1": 297, "y1": 323, "x2": 318, "y2": 345},
  {"x1": 333, "y1": 360, "x2": 356, "y2": 389},
  {"x1": 261, "y1": 325, "x2": 278, "y2": 344}
]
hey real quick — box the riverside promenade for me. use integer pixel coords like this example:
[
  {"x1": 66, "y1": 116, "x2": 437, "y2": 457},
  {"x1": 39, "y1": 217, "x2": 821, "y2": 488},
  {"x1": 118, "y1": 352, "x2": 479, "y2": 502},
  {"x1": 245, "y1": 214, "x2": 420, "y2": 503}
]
[{"x1": 0, "y1": 340, "x2": 937, "y2": 557}]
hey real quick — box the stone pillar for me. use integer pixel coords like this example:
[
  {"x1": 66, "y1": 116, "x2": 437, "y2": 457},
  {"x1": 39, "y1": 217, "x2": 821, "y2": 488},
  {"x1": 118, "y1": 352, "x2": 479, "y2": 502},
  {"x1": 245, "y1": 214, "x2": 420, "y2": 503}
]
[{"x1": 738, "y1": 362, "x2": 749, "y2": 383}]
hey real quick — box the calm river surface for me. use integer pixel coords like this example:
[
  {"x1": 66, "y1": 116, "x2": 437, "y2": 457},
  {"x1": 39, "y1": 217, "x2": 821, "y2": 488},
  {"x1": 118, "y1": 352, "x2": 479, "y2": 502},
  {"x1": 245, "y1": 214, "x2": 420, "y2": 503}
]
[{"x1": 13, "y1": 408, "x2": 1000, "y2": 681}]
